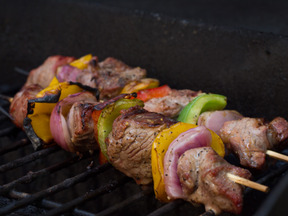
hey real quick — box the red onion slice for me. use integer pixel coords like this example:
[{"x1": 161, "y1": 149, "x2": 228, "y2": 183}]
[
  {"x1": 198, "y1": 110, "x2": 243, "y2": 135},
  {"x1": 50, "y1": 92, "x2": 96, "y2": 152},
  {"x1": 163, "y1": 126, "x2": 212, "y2": 199}
]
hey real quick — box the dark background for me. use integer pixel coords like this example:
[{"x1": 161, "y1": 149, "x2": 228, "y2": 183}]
[{"x1": 1, "y1": 0, "x2": 288, "y2": 120}]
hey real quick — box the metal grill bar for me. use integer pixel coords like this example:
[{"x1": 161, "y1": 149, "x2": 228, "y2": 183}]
[
  {"x1": 245, "y1": 163, "x2": 288, "y2": 194},
  {"x1": 0, "y1": 163, "x2": 111, "y2": 215},
  {"x1": 45, "y1": 176, "x2": 130, "y2": 216},
  {"x1": 9, "y1": 190, "x2": 96, "y2": 216},
  {"x1": 0, "y1": 106, "x2": 13, "y2": 121},
  {"x1": 14, "y1": 67, "x2": 29, "y2": 76},
  {"x1": 0, "y1": 145, "x2": 60, "y2": 173},
  {"x1": 147, "y1": 200, "x2": 184, "y2": 216},
  {"x1": 0, "y1": 155, "x2": 82, "y2": 194},
  {"x1": 95, "y1": 189, "x2": 153, "y2": 216},
  {"x1": 0, "y1": 138, "x2": 29, "y2": 155}
]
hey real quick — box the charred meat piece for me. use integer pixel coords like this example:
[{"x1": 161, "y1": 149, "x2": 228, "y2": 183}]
[
  {"x1": 9, "y1": 84, "x2": 43, "y2": 129},
  {"x1": 25, "y1": 55, "x2": 75, "y2": 88},
  {"x1": 220, "y1": 117, "x2": 288, "y2": 169},
  {"x1": 106, "y1": 106, "x2": 177, "y2": 185},
  {"x1": 144, "y1": 89, "x2": 202, "y2": 118},
  {"x1": 177, "y1": 147, "x2": 251, "y2": 215},
  {"x1": 96, "y1": 57, "x2": 147, "y2": 100}
]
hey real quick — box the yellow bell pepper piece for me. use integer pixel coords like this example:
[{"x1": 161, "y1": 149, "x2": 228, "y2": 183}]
[
  {"x1": 120, "y1": 78, "x2": 160, "y2": 94},
  {"x1": 151, "y1": 122, "x2": 225, "y2": 202},
  {"x1": 34, "y1": 82, "x2": 83, "y2": 115},
  {"x1": 28, "y1": 114, "x2": 52, "y2": 143},
  {"x1": 27, "y1": 54, "x2": 93, "y2": 144},
  {"x1": 28, "y1": 82, "x2": 84, "y2": 143},
  {"x1": 69, "y1": 54, "x2": 93, "y2": 70},
  {"x1": 48, "y1": 76, "x2": 60, "y2": 86}
]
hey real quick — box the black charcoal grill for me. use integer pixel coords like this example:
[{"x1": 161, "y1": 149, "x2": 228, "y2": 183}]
[{"x1": 1, "y1": 0, "x2": 288, "y2": 215}]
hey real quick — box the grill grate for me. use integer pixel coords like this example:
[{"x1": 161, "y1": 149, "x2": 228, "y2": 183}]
[
  {"x1": 1, "y1": 87, "x2": 288, "y2": 216},
  {"x1": 0, "y1": 104, "x2": 167, "y2": 216}
]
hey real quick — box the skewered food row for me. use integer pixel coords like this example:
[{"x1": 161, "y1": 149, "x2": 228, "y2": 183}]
[
  {"x1": 197, "y1": 110, "x2": 288, "y2": 169},
  {"x1": 9, "y1": 54, "x2": 202, "y2": 150},
  {"x1": 103, "y1": 104, "x2": 251, "y2": 215},
  {"x1": 9, "y1": 54, "x2": 148, "y2": 129},
  {"x1": 5, "y1": 54, "x2": 288, "y2": 215}
]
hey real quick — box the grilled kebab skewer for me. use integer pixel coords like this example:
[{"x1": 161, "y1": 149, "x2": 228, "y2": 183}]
[
  {"x1": 4, "y1": 54, "x2": 288, "y2": 170},
  {"x1": 103, "y1": 105, "x2": 268, "y2": 215},
  {"x1": 198, "y1": 110, "x2": 288, "y2": 169},
  {"x1": 8, "y1": 54, "x2": 148, "y2": 129},
  {"x1": 1, "y1": 54, "x2": 278, "y2": 214}
]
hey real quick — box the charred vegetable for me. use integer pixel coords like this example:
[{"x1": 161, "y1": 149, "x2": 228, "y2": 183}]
[{"x1": 24, "y1": 82, "x2": 95, "y2": 150}]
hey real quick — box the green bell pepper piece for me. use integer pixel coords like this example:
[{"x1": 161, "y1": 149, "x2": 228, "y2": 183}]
[
  {"x1": 177, "y1": 93, "x2": 227, "y2": 124},
  {"x1": 97, "y1": 98, "x2": 144, "y2": 160}
]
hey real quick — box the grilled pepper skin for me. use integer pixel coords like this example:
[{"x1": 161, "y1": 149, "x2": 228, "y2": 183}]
[
  {"x1": 151, "y1": 122, "x2": 225, "y2": 202},
  {"x1": 25, "y1": 82, "x2": 86, "y2": 150},
  {"x1": 177, "y1": 93, "x2": 227, "y2": 124}
]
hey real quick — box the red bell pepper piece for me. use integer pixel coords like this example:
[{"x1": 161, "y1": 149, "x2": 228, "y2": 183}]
[{"x1": 136, "y1": 85, "x2": 172, "y2": 102}]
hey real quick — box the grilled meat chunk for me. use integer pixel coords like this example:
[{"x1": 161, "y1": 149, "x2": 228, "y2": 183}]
[
  {"x1": 67, "y1": 101, "x2": 99, "y2": 152},
  {"x1": 57, "y1": 56, "x2": 146, "y2": 99},
  {"x1": 25, "y1": 55, "x2": 75, "y2": 88},
  {"x1": 9, "y1": 84, "x2": 43, "y2": 129},
  {"x1": 144, "y1": 89, "x2": 201, "y2": 118},
  {"x1": 267, "y1": 117, "x2": 288, "y2": 149},
  {"x1": 96, "y1": 57, "x2": 146, "y2": 99},
  {"x1": 177, "y1": 147, "x2": 251, "y2": 215},
  {"x1": 220, "y1": 118, "x2": 269, "y2": 169},
  {"x1": 220, "y1": 117, "x2": 288, "y2": 169},
  {"x1": 57, "y1": 56, "x2": 99, "y2": 88},
  {"x1": 50, "y1": 92, "x2": 98, "y2": 153},
  {"x1": 106, "y1": 106, "x2": 177, "y2": 185}
]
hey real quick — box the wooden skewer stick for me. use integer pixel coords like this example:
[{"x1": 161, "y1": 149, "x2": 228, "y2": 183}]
[
  {"x1": 266, "y1": 150, "x2": 288, "y2": 163},
  {"x1": 227, "y1": 173, "x2": 269, "y2": 193}
]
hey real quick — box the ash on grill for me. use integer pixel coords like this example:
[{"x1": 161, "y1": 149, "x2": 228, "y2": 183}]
[{"x1": 1, "y1": 81, "x2": 288, "y2": 216}]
